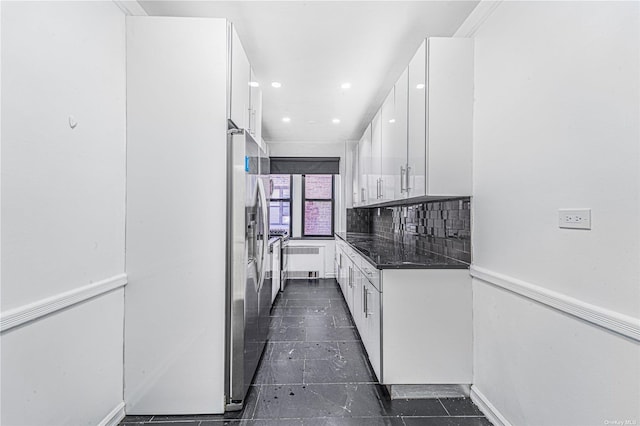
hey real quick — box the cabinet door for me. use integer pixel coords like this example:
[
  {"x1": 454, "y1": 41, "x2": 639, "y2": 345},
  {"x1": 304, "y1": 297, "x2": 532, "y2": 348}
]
[
  {"x1": 395, "y1": 69, "x2": 409, "y2": 199},
  {"x1": 426, "y1": 38, "x2": 473, "y2": 196},
  {"x1": 336, "y1": 248, "x2": 342, "y2": 288},
  {"x1": 380, "y1": 89, "x2": 396, "y2": 201},
  {"x1": 352, "y1": 268, "x2": 364, "y2": 334},
  {"x1": 350, "y1": 141, "x2": 359, "y2": 207},
  {"x1": 363, "y1": 281, "x2": 381, "y2": 381},
  {"x1": 229, "y1": 25, "x2": 250, "y2": 129},
  {"x1": 345, "y1": 261, "x2": 354, "y2": 313},
  {"x1": 358, "y1": 124, "x2": 372, "y2": 205},
  {"x1": 407, "y1": 40, "x2": 427, "y2": 198},
  {"x1": 369, "y1": 110, "x2": 382, "y2": 203},
  {"x1": 381, "y1": 69, "x2": 408, "y2": 202},
  {"x1": 339, "y1": 250, "x2": 347, "y2": 295},
  {"x1": 249, "y1": 67, "x2": 262, "y2": 142}
]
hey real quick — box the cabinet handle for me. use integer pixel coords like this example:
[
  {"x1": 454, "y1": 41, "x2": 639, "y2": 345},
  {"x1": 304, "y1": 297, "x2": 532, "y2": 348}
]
[
  {"x1": 400, "y1": 166, "x2": 406, "y2": 193},
  {"x1": 363, "y1": 286, "x2": 369, "y2": 318},
  {"x1": 361, "y1": 188, "x2": 366, "y2": 202},
  {"x1": 379, "y1": 178, "x2": 384, "y2": 199},
  {"x1": 406, "y1": 165, "x2": 411, "y2": 191}
]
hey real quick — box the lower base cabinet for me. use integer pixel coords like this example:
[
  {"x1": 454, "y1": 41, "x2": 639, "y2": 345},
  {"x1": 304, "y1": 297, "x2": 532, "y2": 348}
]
[{"x1": 335, "y1": 237, "x2": 472, "y2": 386}]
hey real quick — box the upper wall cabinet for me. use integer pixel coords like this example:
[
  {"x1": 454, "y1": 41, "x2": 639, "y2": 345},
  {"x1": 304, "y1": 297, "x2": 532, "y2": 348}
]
[
  {"x1": 423, "y1": 38, "x2": 473, "y2": 196},
  {"x1": 350, "y1": 141, "x2": 360, "y2": 208},
  {"x1": 381, "y1": 69, "x2": 408, "y2": 202},
  {"x1": 249, "y1": 66, "x2": 262, "y2": 142},
  {"x1": 351, "y1": 37, "x2": 473, "y2": 206},
  {"x1": 357, "y1": 124, "x2": 372, "y2": 206},
  {"x1": 370, "y1": 111, "x2": 383, "y2": 204},
  {"x1": 229, "y1": 24, "x2": 250, "y2": 130},
  {"x1": 407, "y1": 40, "x2": 427, "y2": 197}
]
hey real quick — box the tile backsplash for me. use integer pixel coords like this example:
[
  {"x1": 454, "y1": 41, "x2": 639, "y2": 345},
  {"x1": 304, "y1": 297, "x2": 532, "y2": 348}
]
[
  {"x1": 346, "y1": 208, "x2": 372, "y2": 233},
  {"x1": 346, "y1": 197, "x2": 471, "y2": 263}
]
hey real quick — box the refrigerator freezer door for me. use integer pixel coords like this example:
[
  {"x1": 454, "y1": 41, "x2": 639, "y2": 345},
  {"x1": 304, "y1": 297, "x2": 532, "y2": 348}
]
[{"x1": 226, "y1": 130, "x2": 271, "y2": 410}]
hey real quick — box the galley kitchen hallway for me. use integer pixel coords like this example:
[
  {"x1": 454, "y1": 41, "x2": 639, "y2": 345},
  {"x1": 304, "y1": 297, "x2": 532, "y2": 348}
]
[{"x1": 120, "y1": 278, "x2": 490, "y2": 425}]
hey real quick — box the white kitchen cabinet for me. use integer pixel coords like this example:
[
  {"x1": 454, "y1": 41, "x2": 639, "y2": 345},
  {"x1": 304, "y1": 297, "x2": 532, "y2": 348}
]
[
  {"x1": 425, "y1": 38, "x2": 473, "y2": 196},
  {"x1": 345, "y1": 259, "x2": 355, "y2": 313},
  {"x1": 362, "y1": 279, "x2": 381, "y2": 380},
  {"x1": 381, "y1": 69, "x2": 408, "y2": 202},
  {"x1": 370, "y1": 110, "x2": 383, "y2": 203},
  {"x1": 407, "y1": 40, "x2": 427, "y2": 197},
  {"x1": 349, "y1": 141, "x2": 359, "y2": 208},
  {"x1": 352, "y1": 264, "x2": 364, "y2": 333},
  {"x1": 335, "y1": 246, "x2": 342, "y2": 290},
  {"x1": 353, "y1": 37, "x2": 472, "y2": 205},
  {"x1": 357, "y1": 124, "x2": 372, "y2": 206},
  {"x1": 249, "y1": 66, "x2": 262, "y2": 141},
  {"x1": 337, "y1": 249, "x2": 346, "y2": 294},
  {"x1": 334, "y1": 236, "x2": 471, "y2": 387},
  {"x1": 382, "y1": 269, "x2": 472, "y2": 384},
  {"x1": 229, "y1": 24, "x2": 250, "y2": 130}
]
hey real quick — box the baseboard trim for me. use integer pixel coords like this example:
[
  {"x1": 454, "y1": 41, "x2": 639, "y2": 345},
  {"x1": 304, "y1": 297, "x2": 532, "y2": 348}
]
[
  {"x1": 470, "y1": 265, "x2": 640, "y2": 342},
  {"x1": 1, "y1": 273, "x2": 128, "y2": 333},
  {"x1": 98, "y1": 401, "x2": 126, "y2": 426},
  {"x1": 470, "y1": 386, "x2": 512, "y2": 426},
  {"x1": 454, "y1": 0, "x2": 503, "y2": 38}
]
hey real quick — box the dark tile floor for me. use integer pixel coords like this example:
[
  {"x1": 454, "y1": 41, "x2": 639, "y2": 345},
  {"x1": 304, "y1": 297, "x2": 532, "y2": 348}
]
[{"x1": 120, "y1": 278, "x2": 491, "y2": 426}]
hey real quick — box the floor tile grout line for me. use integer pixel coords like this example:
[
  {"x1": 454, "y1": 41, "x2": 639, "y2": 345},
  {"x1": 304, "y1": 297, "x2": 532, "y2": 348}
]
[
  {"x1": 248, "y1": 385, "x2": 261, "y2": 419},
  {"x1": 437, "y1": 397, "x2": 451, "y2": 416}
]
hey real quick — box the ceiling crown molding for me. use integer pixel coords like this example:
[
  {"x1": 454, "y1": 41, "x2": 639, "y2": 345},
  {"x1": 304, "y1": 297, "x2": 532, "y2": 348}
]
[
  {"x1": 113, "y1": 0, "x2": 148, "y2": 16},
  {"x1": 454, "y1": 0, "x2": 503, "y2": 38}
]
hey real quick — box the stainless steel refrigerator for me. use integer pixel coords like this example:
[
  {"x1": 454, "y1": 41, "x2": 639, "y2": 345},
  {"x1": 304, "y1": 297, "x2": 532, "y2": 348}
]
[{"x1": 225, "y1": 128, "x2": 271, "y2": 411}]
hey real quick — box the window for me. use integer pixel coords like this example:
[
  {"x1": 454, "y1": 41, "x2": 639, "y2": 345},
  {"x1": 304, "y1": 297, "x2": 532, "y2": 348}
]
[
  {"x1": 302, "y1": 174, "x2": 334, "y2": 237},
  {"x1": 269, "y1": 174, "x2": 291, "y2": 235}
]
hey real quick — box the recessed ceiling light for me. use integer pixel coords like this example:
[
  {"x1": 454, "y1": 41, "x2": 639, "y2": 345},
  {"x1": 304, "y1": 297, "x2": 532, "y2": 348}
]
[
  {"x1": 282, "y1": 117, "x2": 291, "y2": 123},
  {"x1": 416, "y1": 83, "x2": 425, "y2": 89},
  {"x1": 271, "y1": 82, "x2": 282, "y2": 88},
  {"x1": 389, "y1": 119, "x2": 396, "y2": 123},
  {"x1": 340, "y1": 82, "x2": 351, "y2": 89},
  {"x1": 332, "y1": 118, "x2": 340, "y2": 124},
  {"x1": 248, "y1": 81, "x2": 260, "y2": 87}
]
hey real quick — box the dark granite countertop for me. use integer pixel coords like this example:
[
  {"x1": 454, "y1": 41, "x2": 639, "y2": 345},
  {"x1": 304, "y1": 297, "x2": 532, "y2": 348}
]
[{"x1": 335, "y1": 232, "x2": 470, "y2": 270}]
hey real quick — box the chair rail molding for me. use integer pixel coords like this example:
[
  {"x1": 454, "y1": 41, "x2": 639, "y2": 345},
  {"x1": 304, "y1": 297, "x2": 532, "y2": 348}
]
[
  {"x1": 1, "y1": 273, "x2": 128, "y2": 333},
  {"x1": 470, "y1": 265, "x2": 640, "y2": 342}
]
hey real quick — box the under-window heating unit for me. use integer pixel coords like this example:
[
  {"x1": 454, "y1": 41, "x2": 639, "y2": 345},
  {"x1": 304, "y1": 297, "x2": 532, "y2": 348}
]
[{"x1": 285, "y1": 245, "x2": 325, "y2": 279}]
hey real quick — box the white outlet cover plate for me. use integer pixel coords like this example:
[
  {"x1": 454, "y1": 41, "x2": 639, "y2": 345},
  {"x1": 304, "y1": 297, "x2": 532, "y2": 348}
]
[{"x1": 559, "y1": 209, "x2": 591, "y2": 230}]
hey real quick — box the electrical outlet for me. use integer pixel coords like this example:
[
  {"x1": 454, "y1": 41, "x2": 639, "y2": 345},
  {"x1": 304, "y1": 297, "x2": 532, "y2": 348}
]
[{"x1": 559, "y1": 209, "x2": 591, "y2": 230}]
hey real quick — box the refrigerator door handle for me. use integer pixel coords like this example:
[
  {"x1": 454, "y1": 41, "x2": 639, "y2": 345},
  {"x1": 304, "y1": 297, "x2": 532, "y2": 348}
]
[{"x1": 256, "y1": 178, "x2": 269, "y2": 290}]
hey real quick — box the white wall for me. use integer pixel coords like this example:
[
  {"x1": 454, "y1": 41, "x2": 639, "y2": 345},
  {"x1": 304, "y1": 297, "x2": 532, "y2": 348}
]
[
  {"x1": 469, "y1": 2, "x2": 640, "y2": 425},
  {"x1": 1, "y1": 1, "x2": 127, "y2": 425}
]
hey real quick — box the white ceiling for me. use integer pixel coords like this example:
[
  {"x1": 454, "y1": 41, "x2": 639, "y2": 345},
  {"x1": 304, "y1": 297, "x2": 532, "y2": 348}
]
[{"x1": 139, "y1": 1, "x2": 479, "y2": 143}]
